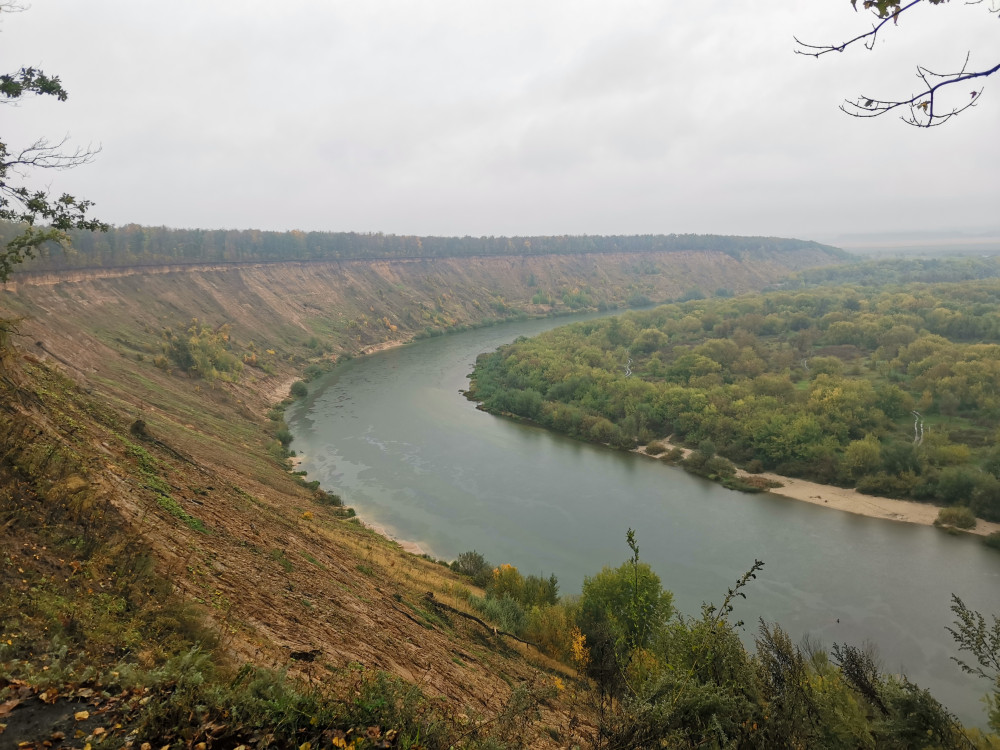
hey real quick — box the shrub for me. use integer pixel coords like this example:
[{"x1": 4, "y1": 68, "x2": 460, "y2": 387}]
[
  {"x1": 488, "y1": 563, "x2": 524, "y2": 601},
  {"x1": 303, "y1": 363, "x2": 325, "y2": 380},
  {"x1": 313, "y1": 489, "x2": 343, "y2": 507},
  {"x1": 521, "y1": 573, "x2": 559, "y2": 608},
  {"x1": 724, "y1": 475, "x2": 783, "y2": 493},
  {"x1": 290, "y1": 380, "x2": 308, "y2": 398},
  {"x1": 451, "y1": 550, "x2": 492, "y2": 587},
  {"x1": 524, "y1": 604, "x2": 573, "y2": 660},
  {"x1": 935, "y1": 506, "x2": 977, "y2": 530},
  {"x1": 984, "y1": 532, "x2": 1000, "y2": 551},
  {"x1": 446, "y1": 583, "x2": 472, "y2": 601},
  {"x1": 703, "y1": 455, "x2": 736, "y2": 479},
  {"x1": 645, "y1": 441, "x2": 668, "y2": 456},
  {"x1": 855, "y1": 471, "x2": 918, "y2": 498},
  {"x1": 468, "y1": 594, "x2": 527, "y2": 635},
  {"x1": 576, "y1": 538, "x2": 673, "y2": 693},
  {"x1": 661, "y1": 446, "x2": 685, "y2": 464}
]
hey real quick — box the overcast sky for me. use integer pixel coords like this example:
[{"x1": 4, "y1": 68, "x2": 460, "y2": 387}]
[{"x1": 3, "y1": 1, "x2": 997, "y2": 243}]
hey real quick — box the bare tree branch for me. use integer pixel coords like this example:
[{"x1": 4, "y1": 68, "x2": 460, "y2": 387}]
[
  {"x1": 797, "y1": 0, "x2": 1000, "y2": 127},
  {"x1": 2, "y1": 137, "x2": 100, "y2": 172},
  {"x1": 795, "y1": 0, "x2": 925, "y2": 57},
  {"x1": 845, "y1": 54, "x2": 1000, "y2": 125}
]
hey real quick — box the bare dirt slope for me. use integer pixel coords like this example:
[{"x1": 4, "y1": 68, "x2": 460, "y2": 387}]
[{"x1": 0, "y1": 248, "x2": 837, "y2": 745}]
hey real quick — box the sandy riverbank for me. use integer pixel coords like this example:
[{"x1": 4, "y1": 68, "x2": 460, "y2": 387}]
[
  {"x1": 637, "y1": 441, "x2": 1000, "y2": 537},
  {"x1": 262, "y1": 336, "x2": 415, "y2": 405},
  {"x1": 267, "y1": 338, "x2": 432, "y2": 557}
]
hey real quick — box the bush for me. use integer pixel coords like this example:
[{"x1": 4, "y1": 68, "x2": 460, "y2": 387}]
[
  {"x1": 577, "y1": 544, "x2": 673, "y2": 693},
  {"x1": 855, "y1": 471, "x2": 918, "y2": 498},
  {"x1": 290, "y1": 380, "x2": 308, "y2": 398},
  {"x1": 488, "y1": 563, "x2": 524, "y2": 601},
  {"x1": 703, "y1": 455, "x2": 736, "y2": 479},
  {"x1": 661, "y1": 446, "x2": 685, "y2": 464},
  {"x1": 468, "y1": 594, "x2": 527, "y2": 635},
  {"x1": 984, "y1": 532, "x2": 1000, "y2": 551},
  {"x1": 451, "y1": 550, "x2": 492, "y2": 587},
  {"x1": 935, "y1": 506, "x2": 977, "y2": 530},
  {"x1": 645, "y1": 441, "x2": 668, "y2": 456},
  {"x1": 524, "y1": 604, "x2": 573, "y2": 660},
  {"x1": 722, "y1": 475, "x2": 783, "y2": 493},
  {"x1": 521, "y1": 573, "x2": 559, "y2": 608},
  {"x1": 313, "y1": 489, "x2": 343, "y2": 507}
]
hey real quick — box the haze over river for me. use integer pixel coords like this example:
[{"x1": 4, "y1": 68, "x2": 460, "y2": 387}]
[{"x1": 287, "y1": 313, "x2": 1000, "y2": 726}]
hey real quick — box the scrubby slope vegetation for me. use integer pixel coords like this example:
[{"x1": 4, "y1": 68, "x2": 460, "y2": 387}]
[
  {"x1": 0, "y1": 238, "x2": 841, "y2": 746},
  {"x1": 3, "y1": 243, "x2": 1000, "y2": 747},
  {"x1": 0, "y1": 328, "x2": 597, "y2": 748}
]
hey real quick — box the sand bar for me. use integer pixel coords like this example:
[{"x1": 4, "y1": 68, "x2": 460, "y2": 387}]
[{"x1": 638, "y1": 441, "x2": 1000, "y2": 537}]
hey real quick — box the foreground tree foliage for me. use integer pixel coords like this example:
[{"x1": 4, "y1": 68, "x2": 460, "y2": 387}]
[
  {"x1": 0, "y1": 3, "x2": 107, "y2": 282},
  {"x1": 446, "y1": 533, "x2": 1000, "y2": 747},
  {"x1": 468, "y1": 266, "x2": 1000, "y2": 523}
]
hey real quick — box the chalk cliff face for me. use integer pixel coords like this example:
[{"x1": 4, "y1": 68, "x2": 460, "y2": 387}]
[
  {"x1": 0, "y1": 245, "x2": 841, "y2": 745},
  {"x1": 2, "y1": 247, "x2": 839, "y2": 370}
]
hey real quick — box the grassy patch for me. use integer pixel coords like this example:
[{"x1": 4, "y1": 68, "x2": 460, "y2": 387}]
[
  {"x1": 156, "y1": 495, "x2": 209, "y2": 533},
  {"x1": 122, "y1": 439, "x2": 208, "y2": 533},
  {"x1": 301, "y1": 551, "x2": 326, "y2": 569},
  {"x1": 269, "y1": 549, "x2": 295, "y2": 573}
]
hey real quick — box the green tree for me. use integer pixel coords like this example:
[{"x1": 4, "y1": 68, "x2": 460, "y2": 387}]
[
  {"x1": 844, "y1": 434, "x2": 882, "y2": 479},
  {"x1": 451, "y1": 550, "x2": 492, "y2": 587},
  {"x1": 948, "y1": 595, "x2": 1000, "y2": 733},
  {"x1": 1, "y1": 3, "x2": 107, "y2": 282},
  {"x1": 576, "y1": 530, "x2": 673, "y2": 692}
]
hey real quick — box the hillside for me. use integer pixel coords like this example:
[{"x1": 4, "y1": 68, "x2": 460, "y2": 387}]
[{"x1": 0, "y1": 242, "x2": 845, "y2": 747}]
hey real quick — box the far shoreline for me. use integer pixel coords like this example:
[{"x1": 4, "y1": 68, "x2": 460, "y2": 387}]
[
  {"x1": 268, "y1": 333, "x2": 999, "y2": 548},
  {"x1": 636, "y1": 440, "x2": 1000, "y2": 538}
]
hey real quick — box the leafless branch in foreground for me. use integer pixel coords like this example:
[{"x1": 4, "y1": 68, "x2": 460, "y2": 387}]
[
  {"x1": 796, "y1": 0, "x2": 1000, "y2": 126},
  {"x1": 2, "y1": 136, "x2": 100, "y2": 174},
  {"x1": 845, "y1": 55, "x2": 1000, "y2": 126}
]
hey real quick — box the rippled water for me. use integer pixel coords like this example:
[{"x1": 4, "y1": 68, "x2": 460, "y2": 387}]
[{"x1": 287, "y1": 314, "x2": 1000, "y2": 726}]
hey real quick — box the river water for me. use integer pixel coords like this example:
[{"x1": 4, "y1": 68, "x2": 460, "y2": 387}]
[{"x1": 287, "y1": 313, "x2": 1000, "y2": 726}]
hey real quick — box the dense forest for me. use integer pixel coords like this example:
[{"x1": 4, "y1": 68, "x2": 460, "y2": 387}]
[
  {"x1": 469, "y1": 267, "x2": 1000, "y2": 522},
  {"x1": 785, "y1": 257, "x2": 1000, "y2": 288},
  {"x1": 0, "y1": 221, "x2": 845, "y2": 272}
]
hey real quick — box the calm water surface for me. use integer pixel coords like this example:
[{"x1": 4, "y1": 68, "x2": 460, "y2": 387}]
[{"x1": 287, "y1": 314, "x2": 1000, "y2": 726}]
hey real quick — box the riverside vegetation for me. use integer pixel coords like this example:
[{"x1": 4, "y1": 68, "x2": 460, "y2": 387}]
[
  {"x1": 469, "y1": 267, "x2": 1000, "y2": 540},
  {"x1": 2, "y1": 236, "x2": 999, "y2": 747},
  {"x1": 448, "y1": 532, "x2": 1000, "y2": 748}
]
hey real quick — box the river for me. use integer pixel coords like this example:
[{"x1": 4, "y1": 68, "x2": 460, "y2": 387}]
[{"x1": 286, "y1": 313, "x2": 1000, "y2": 727}]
